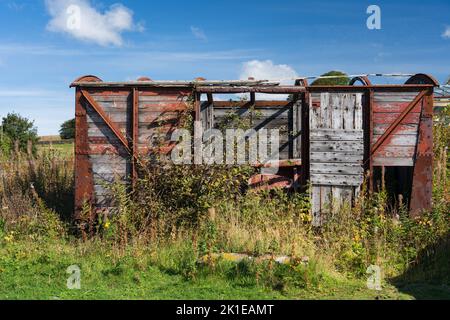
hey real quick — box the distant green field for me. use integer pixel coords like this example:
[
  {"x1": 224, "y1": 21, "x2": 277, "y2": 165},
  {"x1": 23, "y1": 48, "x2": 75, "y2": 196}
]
[{"x1": 37, "y1": 142, "x2": 74, "y2": 157}]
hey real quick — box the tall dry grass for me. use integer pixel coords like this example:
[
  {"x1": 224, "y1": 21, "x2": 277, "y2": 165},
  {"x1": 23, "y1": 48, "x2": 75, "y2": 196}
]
[
  {"x1": 0, "y1": 106, "x2": 448, "y2": 285},
  {"x1": 0, "y1": 147, "x2": 73, "y2": 237}
]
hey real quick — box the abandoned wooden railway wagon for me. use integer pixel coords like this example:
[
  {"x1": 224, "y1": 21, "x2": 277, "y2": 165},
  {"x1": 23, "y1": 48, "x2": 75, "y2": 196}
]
[{"x1": 71, "y1": 74, "x2": 439, "y2": 225}]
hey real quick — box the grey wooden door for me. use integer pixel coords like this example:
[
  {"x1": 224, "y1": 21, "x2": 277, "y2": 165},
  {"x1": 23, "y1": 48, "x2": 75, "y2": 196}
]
[{"x1": 309, "y1": 92, "x2": 364, "y2": 226}]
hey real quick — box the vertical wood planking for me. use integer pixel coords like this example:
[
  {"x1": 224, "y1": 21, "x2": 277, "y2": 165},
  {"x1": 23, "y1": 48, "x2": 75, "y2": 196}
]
[{"x1": 310, "y1": 92, "x2": 364, "y2": 224}]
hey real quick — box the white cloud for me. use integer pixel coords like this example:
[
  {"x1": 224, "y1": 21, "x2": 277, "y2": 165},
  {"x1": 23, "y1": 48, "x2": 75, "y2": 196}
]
[
  {"x1": 45, "y1": 0, "x2": 143, "y2": 46},
  {"x1": 240, "y1": 60, "x2": 298, "y2": 82},
  {"x1": 190, "y1": 26, "x2": 207, "y2": 41},
  {"x1": 239, "y1": 60, "x2": 299, "y2": 100},
  {"x1": 443, "y1": 26, "x2": 450, "y2": 39}
]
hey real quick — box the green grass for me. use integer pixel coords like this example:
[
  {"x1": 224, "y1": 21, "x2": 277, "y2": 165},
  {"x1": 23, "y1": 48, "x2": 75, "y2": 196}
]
[
  {"x1": 37, "y1": 143, "x2": 74, "y2": 157},
  {"x1": 1, "y1": 239, "x2": 446, "y2": 300}
]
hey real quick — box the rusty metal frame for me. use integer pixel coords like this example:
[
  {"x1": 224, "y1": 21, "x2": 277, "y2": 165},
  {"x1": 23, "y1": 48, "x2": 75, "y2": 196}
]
[
  {"x1": 349, "y1": 77, "x2": 374, "y2": 191},
  {"x1": 131, "y1": 88, "x2": 139, "y2": 188},
  {"x1": 349, "y1": 76, "x2": 372, "y2": 86},
  {"x1": 74, "y1": 87, "x2": 93, "y2": 218},
  {"x1": 410, "y1": 90, "x2": 434, "y2": 217},
  {"x1": 404, "y1": 74, "x2": 437, "y2": 217}
]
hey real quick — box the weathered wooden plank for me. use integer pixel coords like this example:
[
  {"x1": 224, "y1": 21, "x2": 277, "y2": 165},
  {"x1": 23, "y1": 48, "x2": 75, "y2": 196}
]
[
  {"x1": 86, "y1": 107, "x2": 129, "y2": 124},
  {"x1": 89, "y1": 154, "x2": 129, "y2": 164},
  {"x1": 373, "y1": 112, "x2": 421, "y2": 124},
  {"x1": 319, "y1": 93, "x2": 331, "y2": 129},
  {"x1": 92, "y1": 161, "x2": 128, "y2": 174},
  {"x1": 90, "y1": 95, "x2": 129, "y2": 103},
  {"x1": 354, "y1": 93, "x2": 363, "y2": 130},
  {"x1": 341, "y1": 188, "x2": 353, "y2": 206},
  {"x1": 320, "y1": 186, "x2": 332, "y2": 214},
  {"x1": 310, "y1": 140, "x2": 363, "y2": 152},
  {"x1": 87, "y1": 125, "x2": 128, "y2": 140},
  {"x1": 373, "y1": 102, "x2": 422, "y2": 113},
  {"x1": 372, "y1": 157, "x2": 414, "y2": 166},
  {"x1": 372, "y1": 134, "x2": 418, "y2": 146},
  {"x1": 373, "y1": 92, "x2": 421, "y2": 102},
  {"x1": 310, "y1": 152, "x2": 363, "y2": 164},
  {"x1": 311, "y1": 174, "x2": 363, "y2": 186},
  {"x1": 139, "y1": 103, "x2": 188, "y2": 112},
  {"x1": 311, "y1": 186, "x2": 322, "y2": 226},
  {"x1": 310, "y1": 94, "x2": 320, "y2": 130},
  {"x1": 138, "y1": 94, "x2": 190, "y2": 102},
  {"x1": 331, "y1": 93, "x2": 344, "y2": 130},
  {"x1": 310, "y1": 129, "x2": 363, "y2": 141},
  {"x1": 311, "y1": 163, "x2": 364, "y2": 175},
  {"x1": 373, "y1": 123, "x2": 418, "y2": 135},
  {"x1": 374, "y1": 146, "x2": 416, "y2": 158},
  {"x1": 331, "y1": 187, "x2": 343, "y2": 213},
  {"x1": 341, "y1": 95, "x2": 353, "y2": 130},
  {"x1": 331, "y1": 186, "x2": 354, "y2": 212}
]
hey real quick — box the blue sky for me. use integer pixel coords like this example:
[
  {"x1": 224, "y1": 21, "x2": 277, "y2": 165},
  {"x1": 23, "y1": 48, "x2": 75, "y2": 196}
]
[{"x1": 0, "y1": 0, "x2": 449, "y2": 135}]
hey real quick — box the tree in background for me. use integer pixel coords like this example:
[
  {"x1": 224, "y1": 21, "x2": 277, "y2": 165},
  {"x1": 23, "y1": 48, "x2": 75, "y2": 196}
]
[
  {"x1": 0, "y1": 113, "x2": 39, "y2": 154},
  {"x1": 288, "y1": 70, "x2": 350, "y2": 101},
  {"x1": 59, "y1": 118, "x2": 75, "y2": 140},
  {"x1": 311, "y1": 70, "x2": 350, "y2": 86}
]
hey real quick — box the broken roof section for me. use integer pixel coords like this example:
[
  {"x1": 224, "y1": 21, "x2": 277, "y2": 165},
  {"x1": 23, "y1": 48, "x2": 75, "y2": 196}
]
[
  {"x1": 71, "y1": 73, "x2": 440, "y2": 90},
  {"x1": 70, "y1": 75, "x2": 281, "y2": 88}
]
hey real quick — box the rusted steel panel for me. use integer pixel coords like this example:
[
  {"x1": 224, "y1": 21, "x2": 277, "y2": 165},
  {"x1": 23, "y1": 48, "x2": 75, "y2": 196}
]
[
  {"x1": 75, "y1": 88, "x2": 94, "y2": 218},
  {"x1": 410, "y1": 91, "x2": 434, "y2": 217}
]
